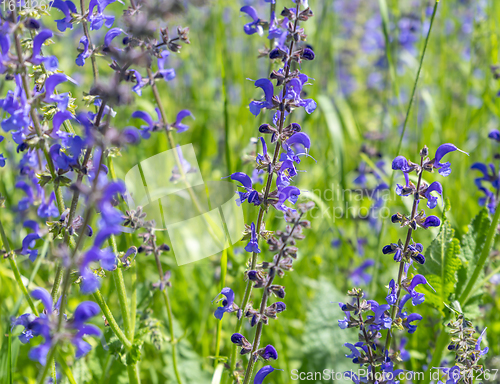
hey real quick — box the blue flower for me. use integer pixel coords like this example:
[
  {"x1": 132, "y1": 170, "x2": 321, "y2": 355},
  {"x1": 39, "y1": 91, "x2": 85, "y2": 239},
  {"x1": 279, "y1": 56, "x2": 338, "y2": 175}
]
[
  {"x1": 76, "y1": 36, "x2": 91, "y2": 66},
  {"x1": 254, "y1": 366, "x2": 277, "y2": 384},
  {"x1": 249, "y1": 79, "x2": 277, "y2": 116},
  {"x1": 424, "y1": 181, "x2": 443, "y2": 209},
  {"x1": 488, "y1": 129, "x2": 500, "y2": 142},
  {"x1": 429, "y1": 143, "x2": 468, "y2": 177},
  {"x1": 51, "y1": 0, "x2": 77, "y2": 31},
  {"x1": 229, "y1": 172, "x2": 261, "y2": 206},
  {"x1": 240, "y1": 6, "x2": 264, "y2": 36},
  {"x1": 171, "y1": 110, "x2": 194, "y2": 133},
  {"x1": 245, "y1": 222, "x2": 261, "y2": 253},
  {"x1": 475, "y1": 328, "x2": 489, "y2": 357},
  {"x1": 88, "y1": 0, "x2": 117, "y2": 30},
  {"x1": 213, "y1": 287, "x2": 235, "y2": 320},
  {"x1": 157, "y1": 51, "x2": 176, "y2": 81},
  {"x1": 261, "y1": 345, "x2": 278, "y2": 360},
  {"x1": 404, "y1": 274, "x2": 427, "y2": 305}
]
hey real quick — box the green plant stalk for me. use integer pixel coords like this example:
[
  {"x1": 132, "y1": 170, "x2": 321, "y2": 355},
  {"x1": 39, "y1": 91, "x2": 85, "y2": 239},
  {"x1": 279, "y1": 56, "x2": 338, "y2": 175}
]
[
  {"x1": 108, "y1": 234, "x2": 133, "y2": 340},
  {"x1": 127, "y1": 362, "x2": 141, "y2": 384},
  {"x1": 370, "y1": 0, "x2": 440, "y2": 294},
  {"x1": 214, "y1": 248, "x2": 228, "y2": 367},
  {"x1": 93, "y1": 290, "x2": 133, "y2": 350},
  {"x1": 57, "y1": 352, "x2": 77, "y2": 384},
  {"x1": 0, "y1": 215, "x2": 39, "y2": 316},
  {"x1": 459, "y1": 203, "x2": 500, "y2": 304}
]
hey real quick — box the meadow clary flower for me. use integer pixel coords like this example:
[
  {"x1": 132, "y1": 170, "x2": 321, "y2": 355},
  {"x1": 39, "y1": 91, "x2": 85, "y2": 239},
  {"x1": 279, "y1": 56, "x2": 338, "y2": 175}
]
[
  {"x1": 11, "y1": 288, "x2": 101, "y2": 365},
  {"x1": 230, "y1": 172, "x2": 261, "y2": 206},
  {"x1": 51, "y1": 0, "x2": 77, "y2": 31},
  {"x1": 240, "y1": 6, "x2": 264, "y2": 36},
  {"x1": 404, "y1": 274, "x2": 427, "y2": 305},
  {"x1": 254, "y1": 366, "x2": 277, "y2": 384},
  {"x1": 249, "y1": 79, "x2": 277, "y2": 116},
  {"x1": 424, "y1": 181, "x2": 443, "y2": 209},
  {"x1": 171, "y1": 110, "x2": 194, "y2": 133},
  {"x1": 427, "y1": 143, "x2": 468, "y2": 177},
  {"x1": 88, "y1": 0, "x2": 117, "y2": 30},
  {"x1": 157, "y1": 51, "x2": 176, "y2": 81},
  {"x1": 213, "y1": 287, "x2": 235, "y2": 320},
  {"x1": 132, "y1": 109, "x2": 162, "y2": 139},
  {"x1": 488, "y1": 129, "x2": 500, "y2": 141},
  {"x1": 245, "y1": 222, "x2": 261, "y2": 253}
]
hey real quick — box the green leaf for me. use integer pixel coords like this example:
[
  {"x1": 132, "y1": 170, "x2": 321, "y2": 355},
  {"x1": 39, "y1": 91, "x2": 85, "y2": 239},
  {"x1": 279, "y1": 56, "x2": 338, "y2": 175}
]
[
  {"x1": 456, "y1": 209, "x2": 491, "y2": 303},
  {"x1": 420, "y1": 220, "x2": 462, "y2": 315}
]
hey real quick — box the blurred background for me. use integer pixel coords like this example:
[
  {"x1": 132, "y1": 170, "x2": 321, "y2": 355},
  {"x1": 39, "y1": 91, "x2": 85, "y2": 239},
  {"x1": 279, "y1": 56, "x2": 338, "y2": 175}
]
[{"x1": 1, "y1": 0, "x2": 500, "y2": 382}]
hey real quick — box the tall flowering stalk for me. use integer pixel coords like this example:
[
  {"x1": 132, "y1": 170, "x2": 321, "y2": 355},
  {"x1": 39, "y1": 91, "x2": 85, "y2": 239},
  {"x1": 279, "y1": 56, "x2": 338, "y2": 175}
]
[
  {"x1": 338, "y1": 144, "x2": 467, "y2": 382},
  {"x1": 214, "y1": 0, "x2": 316, "y2": 383}
]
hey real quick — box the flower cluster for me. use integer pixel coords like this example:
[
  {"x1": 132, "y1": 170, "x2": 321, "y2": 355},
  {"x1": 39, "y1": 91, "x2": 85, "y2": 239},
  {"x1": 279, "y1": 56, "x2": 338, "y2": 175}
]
[
  {"x1": 434, "y1": 314, "x2": 489, "y2": 384},
  {"x1": 338, "y1": 144, "x2": 466, "y2": 382},
  {"x1": 11, "y1": 288, "x2": 100, "y2": 365}
]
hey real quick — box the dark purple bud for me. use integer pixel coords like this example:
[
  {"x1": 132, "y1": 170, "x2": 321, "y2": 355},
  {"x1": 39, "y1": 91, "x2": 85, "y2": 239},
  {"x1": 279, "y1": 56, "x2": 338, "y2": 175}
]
[
  {"x1": 423, "y1": 216, "x2": 441, "y2": 228},
  {"x1": 262, "y1": 345, "x2": 278, "y2": 360},
  {"x1": 290, "y1": 123, "x2": 301, "y2": 132},
  {"x1": 302, "y1": 48, "x2": 315, "y2": 60},
  {"x1": 122, "y1": 36, "x2": 130, "y2": 45},
  {"x1": 413, "y1": 253, "x2": 425, "y2": 264},
  {"x1": 269, "y1": 48, "x2": 282, "y2": 60},
  {"x1": 415, "y1": 243, "x2": 423, "y2": 252},
  {"x1": 391, "y1": 214, "x2": 401, "y2": 223},
  {"x1": 231, "y1": 333, "x2": 246, "y2": 346},
  {"x1": 251, "y1": 314, "x2": 259, "y2": 327},
  {"x1": 86, "y1": 225, "x2": 93, "y2": 237},
  {"x1": 275, "y1": 302, "x2": 286, "y2": 313},
  {"x1": 259, "y1": 124, "x2": 275, "y2": 134},
  {"x1": 247, "y1": 270, "x2": 259, "y2": 281},
  {"x1": 382, "y1": 245, "x2": 393, "y2": 254},
  {"x1": 158, "y1": 243, "x2": 170, "y2": 252},
  {"x1": 25, "y1": 19, "x2": 41, "y2": 29}
]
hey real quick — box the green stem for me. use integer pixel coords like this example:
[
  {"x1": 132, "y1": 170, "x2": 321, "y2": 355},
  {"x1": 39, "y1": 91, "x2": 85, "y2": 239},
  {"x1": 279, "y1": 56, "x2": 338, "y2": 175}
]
[
  {"x1": 214, "y1": 249, "x2": 228, "y2": 367},
  {"x1": 127, "y1": 361, "x2": 141, "y2": 384},
  {"x1": 458, "y1": 204, "x2": 500, "y2": 304},
  {"x1": 162, "y1": 290, "x2": 183, "y2": 384},
  {"x1": 0, "y1": 215, "x2": 39, "y2": 316},
  {"x1": 57, "y1": 352, "x2": 77, "y2": 384},
  {"x1": 93, "y1": 290, "x2": 133, "y2": 350},
  {"x1": 108, "y1": 235, "x2": 133, "y2": 340},
  {"x1": 51, "y1": 262, "x2": 64, "y2": 302}
]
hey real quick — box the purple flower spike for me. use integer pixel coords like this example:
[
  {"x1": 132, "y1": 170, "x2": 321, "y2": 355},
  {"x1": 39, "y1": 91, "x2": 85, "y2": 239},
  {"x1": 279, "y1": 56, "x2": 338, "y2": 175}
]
[
  {"x1": 214, "y1": 287, "x2": 235, "y2": 320},
  {"x1": 433, "y1": 143, "x2": 468, "y2": 177},
  {"x1": 254, "y1": 366, "x2": 276, "y2": 384},
  {"x1": 245, "y1": 222, "x2": 261, "y2": 254},
  {"x1": 424, "y1": 181, "x2": 443, "y2": 209}
]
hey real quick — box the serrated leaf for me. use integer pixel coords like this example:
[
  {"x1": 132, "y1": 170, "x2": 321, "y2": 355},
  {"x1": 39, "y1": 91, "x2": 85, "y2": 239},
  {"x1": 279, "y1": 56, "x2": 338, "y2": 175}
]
[
  {"x1": 420, "y1": 220, "x2": 462, "y2": 315},
  {"x1": 456, "y1": 209, "x2": 491, "y2": 302}
]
